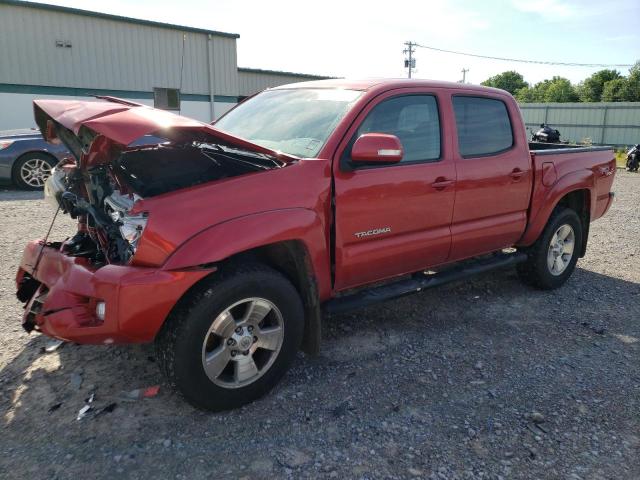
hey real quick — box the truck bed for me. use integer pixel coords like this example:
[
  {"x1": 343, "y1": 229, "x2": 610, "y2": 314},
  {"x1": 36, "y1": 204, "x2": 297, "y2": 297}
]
[{"x1": 523, "y1": 143, "x2": 616, "y2": 247}]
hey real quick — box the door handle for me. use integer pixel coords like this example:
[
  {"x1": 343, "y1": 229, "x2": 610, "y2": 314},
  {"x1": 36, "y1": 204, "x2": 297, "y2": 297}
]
[
  {"x1": 510, "y1": 168, "x2": 525, "y2": 180},
  {"x1": 431, "y1": 178, "x2": 455, "y2": 190}
]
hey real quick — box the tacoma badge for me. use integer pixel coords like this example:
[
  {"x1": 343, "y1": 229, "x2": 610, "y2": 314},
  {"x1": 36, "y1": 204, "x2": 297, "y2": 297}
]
[{"x1": 354, "y1": 227, "x2": 391, "y2": 238}]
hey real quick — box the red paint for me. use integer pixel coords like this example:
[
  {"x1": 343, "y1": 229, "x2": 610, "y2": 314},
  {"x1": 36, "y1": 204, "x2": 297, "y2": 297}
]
[
  {"x1": 18, "y1": 80, "x2": 615, "y2": 345},
  {"x1": 351, "y1": 133, "x2": 403, "y2": 163}
]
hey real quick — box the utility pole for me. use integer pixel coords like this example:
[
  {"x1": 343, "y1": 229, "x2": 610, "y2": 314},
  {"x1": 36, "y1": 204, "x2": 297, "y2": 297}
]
[
  {"x1": 460, "y1": 68, "x2": 469, "y2": 83},
  {"x1": 403, "y1": 41, "x2": 416, "y2": 78}
]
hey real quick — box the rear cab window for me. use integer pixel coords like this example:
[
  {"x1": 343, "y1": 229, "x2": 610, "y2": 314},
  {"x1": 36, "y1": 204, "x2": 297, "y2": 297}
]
[{"x1": 452, "y1": 96, "x2": 513, "y2": 158}]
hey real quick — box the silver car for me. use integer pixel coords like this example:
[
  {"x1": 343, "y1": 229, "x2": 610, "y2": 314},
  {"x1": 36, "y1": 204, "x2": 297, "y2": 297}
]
[{"x1": 0, "y1": 128, "x2": 69, "y2": 190}]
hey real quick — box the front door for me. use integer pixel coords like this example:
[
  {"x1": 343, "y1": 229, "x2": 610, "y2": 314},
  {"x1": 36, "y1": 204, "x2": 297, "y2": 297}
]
[{"x1": 333, "y1": 89, "x2": 456, "y2": 290}]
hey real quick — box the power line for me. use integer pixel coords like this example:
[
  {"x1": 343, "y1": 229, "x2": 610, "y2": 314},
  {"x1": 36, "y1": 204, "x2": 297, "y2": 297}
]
[{"x1": 413, "y1": 43, "x2": 634, "y2": 68}]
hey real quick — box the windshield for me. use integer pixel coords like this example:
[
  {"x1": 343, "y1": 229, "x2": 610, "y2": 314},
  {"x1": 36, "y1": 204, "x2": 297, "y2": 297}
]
[{"x1": 214, "y1": 88, "x2": 362, "y2": 157}]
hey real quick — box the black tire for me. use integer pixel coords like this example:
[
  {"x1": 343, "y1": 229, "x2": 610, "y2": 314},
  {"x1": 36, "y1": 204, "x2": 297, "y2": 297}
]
[
  {"x1": 155, "y1": 263, "x2": 304, "y2": 411},
  {"x1": 12, "y1": 152, "x2": 56, "y2": 190},
  {"x1": 517, "y1": 207, "x2": 583, "y2": 290}
]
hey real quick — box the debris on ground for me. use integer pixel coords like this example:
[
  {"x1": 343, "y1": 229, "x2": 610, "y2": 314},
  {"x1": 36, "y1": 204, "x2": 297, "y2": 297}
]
[
  {"x1": 41, "y1": 339, "x2": 65, "y2": 353},
  {"x1": 76, "y1": 393, "x2": 95, "y2": 421},
  {"x1": 122, "y1": 385, "x2": 160, "y2": 401},
  {"x1": 529, "y1": 411, "x2": 546, "y2": 424}
]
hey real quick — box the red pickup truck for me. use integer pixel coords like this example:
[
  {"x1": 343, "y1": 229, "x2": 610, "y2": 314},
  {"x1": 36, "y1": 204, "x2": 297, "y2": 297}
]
[{"x1": 16, "y1": 79, "x2": 616, "y2": 411}]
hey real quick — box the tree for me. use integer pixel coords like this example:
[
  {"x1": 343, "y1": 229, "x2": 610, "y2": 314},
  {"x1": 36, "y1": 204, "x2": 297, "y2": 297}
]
[
  {"x1": 481, "y1": 71, "x2": 528, "y2": 95},
  {"x1": 515, "y1": 86, "x2": 538, "y2": 103},
  {"x1": 601, "y1": 78, "x2": 628, "y2": 102},
  {"x1": 543, "y1": 77, "x2": 579, "y2": 102},
  {"x1": 578, "y1": 69, "x2": 622, "y2": 102},
  {"x1": 515, "y1": 76, "x2": 578, "y2": 103},
  {"x1": 601, "y1": 62, "x2": 640, "y2": 102},
  {"x1": 624, "y1": 61, "x2": 640, "y2": 101}
]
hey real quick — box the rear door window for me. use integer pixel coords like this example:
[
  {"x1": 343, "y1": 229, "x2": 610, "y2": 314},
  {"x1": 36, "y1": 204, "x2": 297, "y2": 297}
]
[{"x1": 452, "y1": 96, "x2": 513, "y2": 157}]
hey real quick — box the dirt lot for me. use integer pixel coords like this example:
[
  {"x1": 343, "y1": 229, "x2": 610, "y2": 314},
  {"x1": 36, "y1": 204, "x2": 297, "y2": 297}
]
[{"x1": 0, "y1": 172, "x2": 638, "y2": 480}]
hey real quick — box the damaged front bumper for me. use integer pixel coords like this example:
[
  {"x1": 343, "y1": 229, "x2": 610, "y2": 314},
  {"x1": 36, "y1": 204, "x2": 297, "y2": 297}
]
[{"x1": 16, "y1": 240, "x2": 213, "y2": 344}]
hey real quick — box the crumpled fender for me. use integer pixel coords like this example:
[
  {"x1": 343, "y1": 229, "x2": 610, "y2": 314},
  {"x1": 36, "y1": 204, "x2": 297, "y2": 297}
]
[
  {"x1": 518, "y1": 168, "x2": 594, "y2": 246},
  {"x1": 161, "y1": 208, "x2": 332, "y2": 300}
]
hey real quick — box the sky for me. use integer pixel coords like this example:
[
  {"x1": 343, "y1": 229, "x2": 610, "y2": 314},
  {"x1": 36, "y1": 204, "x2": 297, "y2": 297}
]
[{"x1": 42, "y1": 0, "x2": 639, "y2": 85}]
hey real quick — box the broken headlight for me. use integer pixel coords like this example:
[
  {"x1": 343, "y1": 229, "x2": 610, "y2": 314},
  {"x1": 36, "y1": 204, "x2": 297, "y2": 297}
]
[
  {"x1": 44, "y1": 165, "x2": 67, "y2": 210},
  {"x1": 110, "y1": 211, "x2": 148, "y2": 253}
]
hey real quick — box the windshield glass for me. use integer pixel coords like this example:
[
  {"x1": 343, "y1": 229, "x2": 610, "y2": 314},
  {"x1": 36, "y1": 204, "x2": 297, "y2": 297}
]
[{"x1": 214, "y1": 88, "x2": 362, "y2": 157}]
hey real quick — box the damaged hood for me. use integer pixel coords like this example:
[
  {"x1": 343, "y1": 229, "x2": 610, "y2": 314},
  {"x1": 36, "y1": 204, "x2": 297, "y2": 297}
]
[{"x1": 33, "y1": 96, "x2": 296, "y2": 165}]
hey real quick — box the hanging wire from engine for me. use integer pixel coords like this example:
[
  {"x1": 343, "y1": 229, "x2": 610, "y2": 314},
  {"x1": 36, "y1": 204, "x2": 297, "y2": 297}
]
[{"x1": 32, "y1": 205, "x2": 60, "y2": 275}]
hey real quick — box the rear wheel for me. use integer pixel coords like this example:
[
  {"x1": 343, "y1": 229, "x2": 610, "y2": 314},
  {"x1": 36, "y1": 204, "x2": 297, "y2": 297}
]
[
  {"x1": 517, "y1": 207, "x2": 583, "y2": 290},
  {"x1": 156, "y1": 263, "x2": 304, "y2": 411},
  {"x1": 12, "y1": 152, "x2": 56, "y2": 190}
]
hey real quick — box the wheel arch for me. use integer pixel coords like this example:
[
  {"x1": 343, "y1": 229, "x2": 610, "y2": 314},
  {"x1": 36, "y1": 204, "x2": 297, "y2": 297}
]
[
  {"x1": 223, "y1": 240, "x2": 322, "y2": 355},
  {"x1": 519, "y1": 169, "x2": 594, "y2": 254},
  {"x1": 160, "y1": 209, "x2": 332, "y2": 355},
  {"x1": 554, "y1": 189, "x2": 590, "y2": 257},
  {"x1": 160, "y1": 239, "x2": 323, "y2": 356}
]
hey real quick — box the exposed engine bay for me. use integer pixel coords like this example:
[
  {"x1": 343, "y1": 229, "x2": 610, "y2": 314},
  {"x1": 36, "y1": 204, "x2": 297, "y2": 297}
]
[{"x1": 46, "y1": 141, "x2": 284, "y2": 266}]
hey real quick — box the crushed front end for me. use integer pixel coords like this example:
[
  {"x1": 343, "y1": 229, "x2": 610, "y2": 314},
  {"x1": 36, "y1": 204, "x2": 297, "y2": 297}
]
[
  {"x1": 16, "y1": 97, "x2": 287, "y2": 344},
  {"x1": 17, "y1": 239, "x2": 211, "y2": 343}
]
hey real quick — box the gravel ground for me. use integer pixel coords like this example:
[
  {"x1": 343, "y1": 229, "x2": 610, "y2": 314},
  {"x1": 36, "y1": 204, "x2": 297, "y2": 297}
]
[{"x1": 0, "y1": 172, "x2": 638, "y2": 480}]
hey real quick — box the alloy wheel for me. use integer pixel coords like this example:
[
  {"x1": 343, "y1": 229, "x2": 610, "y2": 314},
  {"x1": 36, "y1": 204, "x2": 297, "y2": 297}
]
[
  {"x1": 201, "y1": 297, "x2": 284, "y2": 388},
  {"x1": 20, "y1": 158, "x2": 52, "y2": 187},
  {"x1": 547, "y1": 224, "x2": 575, "y2": 276}
]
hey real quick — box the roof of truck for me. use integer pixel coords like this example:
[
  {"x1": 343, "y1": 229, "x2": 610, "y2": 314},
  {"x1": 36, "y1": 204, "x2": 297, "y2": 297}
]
[{"x1": 272, "y1": 78, "x2": 509, "y2": 96}]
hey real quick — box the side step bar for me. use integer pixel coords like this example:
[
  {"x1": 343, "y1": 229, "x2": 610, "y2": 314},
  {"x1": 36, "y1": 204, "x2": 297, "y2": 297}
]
[{"x1": 323, "y1": 251, "x2": 527, "y2": 315}]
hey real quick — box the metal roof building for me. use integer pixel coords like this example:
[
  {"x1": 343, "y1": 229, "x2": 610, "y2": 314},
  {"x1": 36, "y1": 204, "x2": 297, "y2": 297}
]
[{"x1": 0, "y1": 0, "x2": 331, "y2": 129}]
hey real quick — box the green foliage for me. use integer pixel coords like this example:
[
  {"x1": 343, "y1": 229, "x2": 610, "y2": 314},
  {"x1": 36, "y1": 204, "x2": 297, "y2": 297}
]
[
  {"x1": 481, "y1": 71, "x2": 528, "y2": 95},
  {"x1": 578, "y1": 69, "x2": 622, "y2": 102},
  {"x1": 600, "y1": 62, "x2": 640, "y2": 102},
  {"x1": 544, "y1": 77, "x2": 579, "y2": 102},
  {"x1": 514, "y1": 76, "x2": 578, "y2": 103},
  {"x1": 485, "y1": 61, "x2": 640, "y2": 103},
  {"x1": 601, "y1": 78, "x2": 629, "y2": 102}
]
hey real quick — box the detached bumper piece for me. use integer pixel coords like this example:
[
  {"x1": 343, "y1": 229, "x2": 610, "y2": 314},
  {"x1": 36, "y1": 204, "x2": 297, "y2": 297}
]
[{"x1": 16, "y1": 240, "x2": 213, "y2": 344}]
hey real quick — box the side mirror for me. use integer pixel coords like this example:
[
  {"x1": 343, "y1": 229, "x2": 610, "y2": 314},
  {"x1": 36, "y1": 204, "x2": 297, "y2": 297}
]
[{"x1": 351, "y1": 133, "x2": 403, "y2": 164}]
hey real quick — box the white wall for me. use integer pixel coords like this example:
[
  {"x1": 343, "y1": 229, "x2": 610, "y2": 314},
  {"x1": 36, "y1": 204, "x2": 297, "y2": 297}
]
[{"x1": 0, "y1": 3, "x2": 239, "y2": 97}]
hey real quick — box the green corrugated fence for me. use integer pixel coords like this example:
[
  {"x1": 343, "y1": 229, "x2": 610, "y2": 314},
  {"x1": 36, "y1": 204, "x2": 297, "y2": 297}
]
[{"x1": 519, "y1": 102, "x2": 640, "y2": 147}]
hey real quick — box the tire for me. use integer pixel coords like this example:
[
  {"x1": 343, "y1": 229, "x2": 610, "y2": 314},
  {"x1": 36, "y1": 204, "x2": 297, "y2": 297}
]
[
  {"x1": 517, "y1": 207, "x2": 583, "y2": 290},
  {"x1": 155, "y1": 263, "x2": 304, "y2": 411},
  {"x1": 12, "y1": 152, "x2": 56, "y2": 190}
]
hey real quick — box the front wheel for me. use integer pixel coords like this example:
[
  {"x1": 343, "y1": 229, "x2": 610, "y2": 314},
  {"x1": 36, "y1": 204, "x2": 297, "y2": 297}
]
[
  {"x1": 517, "y1": 207, "x2": 583, "y2": 290},
  {"x1": 156, "y1": 263, "x2": 304, "y2": 411}
]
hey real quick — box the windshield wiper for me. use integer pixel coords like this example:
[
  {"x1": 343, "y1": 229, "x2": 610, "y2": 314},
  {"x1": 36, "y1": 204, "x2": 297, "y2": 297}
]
[{"x1": 199, "y1": 143, "x2": 282, "y2": 170}]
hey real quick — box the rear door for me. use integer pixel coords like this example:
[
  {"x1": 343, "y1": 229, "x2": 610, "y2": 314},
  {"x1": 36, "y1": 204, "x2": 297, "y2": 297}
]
[
  {"x1": 449, "y1": 95, "x2": 532, "y2": 261},
  {"x1": 332, "y1": 89, "x2": 456, "y2": 290}
]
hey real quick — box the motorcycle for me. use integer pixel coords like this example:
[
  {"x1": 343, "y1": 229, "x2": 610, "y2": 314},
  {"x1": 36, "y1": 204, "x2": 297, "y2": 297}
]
[
  {"x1": 626, "y1": 144, "x2": 640, "y2": 172},
  {"x1": 531, "y1": 123, "x2": 561, "y2": 143}
]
